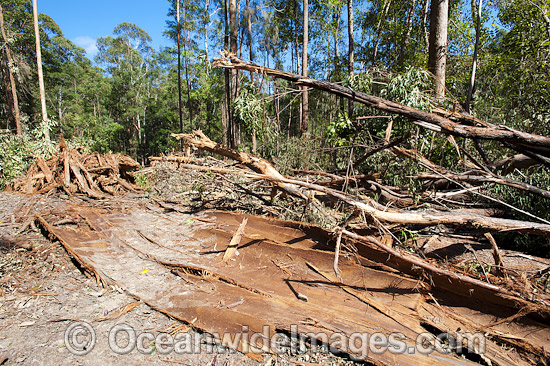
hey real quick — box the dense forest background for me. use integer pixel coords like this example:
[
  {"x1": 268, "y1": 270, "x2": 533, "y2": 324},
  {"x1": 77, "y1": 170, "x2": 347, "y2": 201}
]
[{"x1": 1, "y1": 0, "x2": 549, "y2": 248}]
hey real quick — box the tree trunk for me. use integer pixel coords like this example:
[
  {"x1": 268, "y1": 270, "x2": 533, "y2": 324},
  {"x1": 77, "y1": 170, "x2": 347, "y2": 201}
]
[
  {"x1": 57, "y1": 88, "x2": 63, "y2": 134},
  {"x1": 428, "y1": 0, "x2": 449, "y2": 99},
  {"x1": 183, "y1": 1, "x2": 194, "y2": 131},
  {"x1": 246, "y1": 0, "x2": 257, "y2": 152},
  {"x1": 301, "y1": 0, "x2": 309, "y2": 135},
  {"x1": 333, "y1": 6, "x2": 341, "y2": 79},
  {"x1": 223, "y1": 0, "x2": 232, "y2": 147},
  {"x1": 33, "y1": 0, "x2": 49, "y2": 142},
  {"x1": 177, "y1": 0, "x2": 184, "y2": 149},
  {"x1": 347, "y1": 0, "x2": 354, "y2": 119},
  {"x1": 422, "y1": 0, "x2": 430, "y2": 53},
  {"x1": 465, "y1": 0, "x2": 483, "y2": 114},
  {"x1": 214, "y1": 57, "x2": 550, "y2": 163},
  {"x1": 0, "y1": 4, "x2": 21, "y2": 135},
  {"x1": 246, "y1": 0, "x2": 253, "y2": 83},
  {"x1": 399, "y1": 0, "x2": 417, "y2": 69},
  {"x1": 373, "y1": 0, "x2": 391, "y2": 65},
  {"x1": 229, "y1": 0, "x2": 239, "y2": 148},
  {"x1": 204, "y1": 0, "x2": 210, "y2": 72}
]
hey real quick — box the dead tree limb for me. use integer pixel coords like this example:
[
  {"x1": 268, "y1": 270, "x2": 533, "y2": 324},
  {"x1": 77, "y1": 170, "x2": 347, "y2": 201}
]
[
  {"x1": 171, "y1": 130, "x2": 306, "y2": 199},
  {"x1": 393, "y1": 145, "x2": 550, "y2": 201},
  {"x1": 244, "y1": 172, "x2": 550, "y2": 236},
  {"x1": 416, "y1": 172, "x2": 550, "y2": 199},
  {"x1": 484, "y1": 232, "x2": 508, "y2": 279},
  {"x1": 213, "y1": 56, "x2": 550, "y2": 163}
]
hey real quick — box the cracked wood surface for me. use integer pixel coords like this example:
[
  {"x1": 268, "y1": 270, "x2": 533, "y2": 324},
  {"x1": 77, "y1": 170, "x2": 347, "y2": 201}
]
[{"x1": 38, "y1": 203, "x2": 549, "y2": 365}]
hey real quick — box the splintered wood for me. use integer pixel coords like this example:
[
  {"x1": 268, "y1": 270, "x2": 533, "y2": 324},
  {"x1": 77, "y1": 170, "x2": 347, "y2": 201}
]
[
  {"x1": 7, "y1": 138, "x2": 141, "y2": 198},
  {"x1": 223, "y1": 217, "x2": 248, "y2": 263}
]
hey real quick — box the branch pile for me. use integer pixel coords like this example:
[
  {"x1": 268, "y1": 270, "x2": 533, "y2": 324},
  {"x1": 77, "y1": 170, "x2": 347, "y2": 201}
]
[{"x1": 6, "y1": 139, "x2": 141, "y2": 198}]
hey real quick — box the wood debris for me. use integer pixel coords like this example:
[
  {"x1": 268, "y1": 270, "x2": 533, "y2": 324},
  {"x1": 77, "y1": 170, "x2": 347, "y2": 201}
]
[
  {"x1": 6, "y1": 137, "x2": 141, "y2": 198},
  {"x1": 223, "y1": 217, "x2": 248, "y2": 263}
]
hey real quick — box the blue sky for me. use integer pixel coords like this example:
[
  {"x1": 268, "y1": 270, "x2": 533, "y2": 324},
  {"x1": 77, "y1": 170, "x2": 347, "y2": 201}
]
[{"x1": 39, "y1": 0, "x2": 173, "y2": 58}]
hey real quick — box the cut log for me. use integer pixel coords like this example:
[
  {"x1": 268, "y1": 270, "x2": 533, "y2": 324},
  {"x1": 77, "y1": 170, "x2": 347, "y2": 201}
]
[
  {"x1": 69, "y1": 158, "x2": 105, "y2": 199},
  {"x1": 36, "y1": 156, "x2": 53, "y2": 183},
  {"x1": 6, "y1": 141, "x2": 141, "y2": 199}
]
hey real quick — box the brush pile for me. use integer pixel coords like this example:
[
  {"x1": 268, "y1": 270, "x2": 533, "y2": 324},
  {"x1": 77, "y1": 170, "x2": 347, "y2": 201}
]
[{"x1": 6, "y1": 138, "x2": 141, "y2": 198}]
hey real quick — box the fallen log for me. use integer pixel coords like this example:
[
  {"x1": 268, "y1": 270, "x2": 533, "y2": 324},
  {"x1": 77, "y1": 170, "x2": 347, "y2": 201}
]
[
  {"x1": 492, "y1": 153, "x2": 540, "y2": 174},
  {"x1": 246, "y1": 172, "x2": 550, "y2": 236},
  {"x1": 213, "y1": 55, "x2": 550, "y2": 164},
  {"x1": 416, "y1": 172, "x2": 550, "y2": 199},
  {"x1": 393, "y1": 145, "x2": 550, "y2": 203},
  {"x1": 172, "y1": 131, "x2": 550, "y2": 236}
]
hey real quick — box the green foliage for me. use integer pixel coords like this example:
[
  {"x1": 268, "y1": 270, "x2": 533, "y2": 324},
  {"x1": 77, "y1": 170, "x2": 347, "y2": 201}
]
[
  {"x1": 326, "y1": 112, "x2": 354, "y2": 146},
  {"x1": 0, "y1": 133, "x2": 56, "y2": 189},
  {"x1": 380, "y1": 67, "x2": 434, "y2": 110},
  {"x1": 233, "y1": 84, "x2": 277, "y2": 148}
]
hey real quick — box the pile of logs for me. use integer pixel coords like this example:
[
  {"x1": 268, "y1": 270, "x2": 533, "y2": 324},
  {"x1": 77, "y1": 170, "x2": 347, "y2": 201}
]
[{"x1": 6, "y1": 138, "x2": 141, "y2": 198}]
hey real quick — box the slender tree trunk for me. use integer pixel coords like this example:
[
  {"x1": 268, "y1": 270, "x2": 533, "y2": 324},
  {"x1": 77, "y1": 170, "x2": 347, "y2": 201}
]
[
  {"x1": 177, "y1": 0, "x2": 184, "y2": 149},
  {"x1": 182, "y1": 1, "x2": 194, "y2": 131},
  {"x1": 223, "y1": 0, "x2": 232, "y2": 147},
  {"x1": 422, "y1": 0, "x2": 430, "y2": 53},
  {"x1": 237, "y1": 0, "x2": 242, "y2": 58},
  {"x1": 399, "y1": 0, "x2": 417, "y2": 69},
  {"x1": 347, "y1": 0, "x2": 354, "y2": 118},
  {"x1": 246, "y1": 0, "x2": 257, "y2": 153},
  {"x1": 428, "y1": 0, "x2": 449, "y2": 100},
  {"x1": 204, "y1": 0, "x2": 210, "y2": 72},
  {"x1": 301, "y1": 0, "x2": 309, "y2": 135},
  {"x1": 0, "y1": 4, "x2": 21, "y2": 135},
  {"x1": 333, "y1": 6, "x2": 341, "y2": 78},
  {"x1": 246, "y1": 0, "x2": 254, "y2": 83},
  {"x1": 32, "y1": 0, "x2": 49, "y2": 142},
  {"x1": 294, "y1": 0, "x2": 301, "y2": 75},
  {"x1": 294, "y1": 0, "x2": 302, "y2": 130},
  {"x1": 373, "y1": 0, "x2": 391, "y2": 65},
  {"x1": 57, "y1": 88, "x2": 63, "y2": 133},
  {"x1": 273, "y1": 80, "x2": 280, "y2": 132},
  {"x1": 230, "y1": 0, "x2": 240, "y2": 147},
  {"x1": 465, "y1": 0, "x2": 483, "y2": 113}
]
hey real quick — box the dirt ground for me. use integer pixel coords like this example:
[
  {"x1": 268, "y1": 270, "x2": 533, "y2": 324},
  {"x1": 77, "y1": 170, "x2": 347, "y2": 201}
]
[{"x1": 0, "y1": 192, "x2": 356, "y2": 366}]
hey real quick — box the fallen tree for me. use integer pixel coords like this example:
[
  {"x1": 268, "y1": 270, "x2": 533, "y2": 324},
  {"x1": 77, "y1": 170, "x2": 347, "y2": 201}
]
[
  {"x1": 172, "y1": 130, "x2": 550, "y2": 236},
  {"x1": 171, "y1": 130, "x2": 306, "y2": 199},
  {"x1": 213, "y1": 55, "x2": 550, "y2": 166}
]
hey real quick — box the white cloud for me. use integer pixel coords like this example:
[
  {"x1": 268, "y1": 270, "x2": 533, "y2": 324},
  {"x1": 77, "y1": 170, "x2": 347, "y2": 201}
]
[{"x1": 73, "y1": 36, "x2": 98, "y2": 57}]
